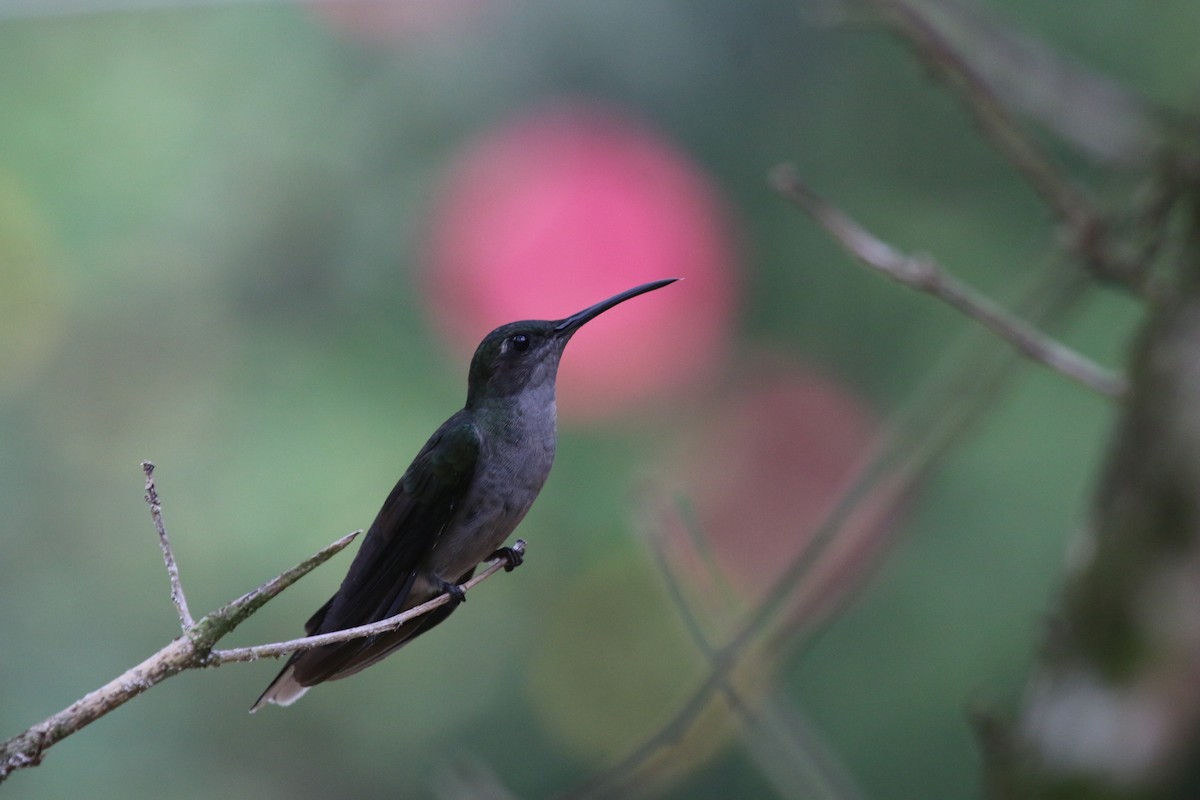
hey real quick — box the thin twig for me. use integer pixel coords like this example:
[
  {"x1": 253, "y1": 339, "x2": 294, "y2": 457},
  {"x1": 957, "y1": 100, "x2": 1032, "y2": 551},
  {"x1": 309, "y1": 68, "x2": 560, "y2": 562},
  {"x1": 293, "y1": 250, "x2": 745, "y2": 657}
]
[
  {"x1": 210, "y1": 539, "x2": 526, "y2": 664},
  {"x1": 770, "y1": 165, "x2": 1127, "y2": 399},
  {"x1": 204, "y1": 529, "x2": 363, "y2": 636},
  {"x1": 142, "y1": 461, "x2": 193, "y2": 630}
]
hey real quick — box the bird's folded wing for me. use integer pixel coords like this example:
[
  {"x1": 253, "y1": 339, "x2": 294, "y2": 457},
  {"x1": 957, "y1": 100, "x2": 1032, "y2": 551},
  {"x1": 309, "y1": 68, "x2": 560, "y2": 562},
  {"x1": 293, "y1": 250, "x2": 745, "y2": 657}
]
[{"x1": 291, "y1": 414, "x2": 481, "y2": 681}]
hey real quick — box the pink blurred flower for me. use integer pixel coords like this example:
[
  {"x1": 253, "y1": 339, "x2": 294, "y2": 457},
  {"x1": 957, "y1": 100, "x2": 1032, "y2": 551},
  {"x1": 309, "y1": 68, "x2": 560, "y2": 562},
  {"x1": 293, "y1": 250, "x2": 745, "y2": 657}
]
[{"x1": 424, "y1": 102, "x2": 739, "y2": 421}]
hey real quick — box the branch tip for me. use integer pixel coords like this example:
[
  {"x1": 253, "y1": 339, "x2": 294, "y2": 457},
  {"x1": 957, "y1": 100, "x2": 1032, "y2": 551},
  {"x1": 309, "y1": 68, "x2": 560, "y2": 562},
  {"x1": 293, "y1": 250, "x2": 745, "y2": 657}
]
[{"x1": 141, "y1": 461, "x2": 194, "y2": 630}]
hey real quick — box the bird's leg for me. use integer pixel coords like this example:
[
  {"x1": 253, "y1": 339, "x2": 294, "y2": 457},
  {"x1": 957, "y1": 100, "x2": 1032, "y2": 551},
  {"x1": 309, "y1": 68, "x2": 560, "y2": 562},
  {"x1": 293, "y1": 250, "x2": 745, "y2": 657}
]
[
  {"x1": 488, "y1": 545, "x2": 525, "y2": 572},
  {"x1": 437, "y1": 578, "x2": 467, "y2": 605}
]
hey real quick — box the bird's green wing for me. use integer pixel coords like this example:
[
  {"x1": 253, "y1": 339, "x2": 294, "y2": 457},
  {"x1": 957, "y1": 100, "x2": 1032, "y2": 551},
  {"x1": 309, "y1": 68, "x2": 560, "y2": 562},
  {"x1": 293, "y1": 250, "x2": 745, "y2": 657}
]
[{"x1": 289, "y1": 412, "x2": 481, "y2": 684}]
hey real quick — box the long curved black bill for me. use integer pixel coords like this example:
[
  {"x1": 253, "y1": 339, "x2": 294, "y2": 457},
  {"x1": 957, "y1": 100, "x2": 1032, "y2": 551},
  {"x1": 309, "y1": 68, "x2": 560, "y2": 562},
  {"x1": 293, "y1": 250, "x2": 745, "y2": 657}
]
[{"x1": 552, "y1": 278, "x2": 679, "y2": 337}]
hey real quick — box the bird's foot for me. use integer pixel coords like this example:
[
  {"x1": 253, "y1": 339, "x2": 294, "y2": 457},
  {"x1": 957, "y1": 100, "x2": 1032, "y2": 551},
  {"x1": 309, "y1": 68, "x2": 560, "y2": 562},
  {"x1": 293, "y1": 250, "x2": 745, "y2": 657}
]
[
  {"x1": 438, "y1": 579, "x2": 467, "y2": 605},
  {"x1": 490, "y1": 541, "x2": 525, "y2": 572}
]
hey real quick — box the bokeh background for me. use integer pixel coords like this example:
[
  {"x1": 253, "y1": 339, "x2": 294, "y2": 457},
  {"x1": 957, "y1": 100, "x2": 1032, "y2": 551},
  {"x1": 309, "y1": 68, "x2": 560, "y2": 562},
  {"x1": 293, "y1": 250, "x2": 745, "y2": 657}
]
[{"x1": 0, "y1": 1, "x2": 1195, "y2": 798}]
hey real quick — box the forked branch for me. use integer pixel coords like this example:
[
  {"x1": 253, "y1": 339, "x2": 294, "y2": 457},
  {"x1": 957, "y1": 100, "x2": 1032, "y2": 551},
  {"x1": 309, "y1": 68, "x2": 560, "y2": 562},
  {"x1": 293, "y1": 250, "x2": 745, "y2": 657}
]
[{"x1": 0, "y1": 466, "x2": 523, "y2": 784}]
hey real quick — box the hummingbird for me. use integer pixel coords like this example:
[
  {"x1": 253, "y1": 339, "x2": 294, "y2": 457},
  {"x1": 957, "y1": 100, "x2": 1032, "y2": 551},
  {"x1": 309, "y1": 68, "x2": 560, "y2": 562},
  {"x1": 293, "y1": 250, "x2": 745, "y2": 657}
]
[{"x1": 251, "y1": 278, "x2": 678, "y2": 711}]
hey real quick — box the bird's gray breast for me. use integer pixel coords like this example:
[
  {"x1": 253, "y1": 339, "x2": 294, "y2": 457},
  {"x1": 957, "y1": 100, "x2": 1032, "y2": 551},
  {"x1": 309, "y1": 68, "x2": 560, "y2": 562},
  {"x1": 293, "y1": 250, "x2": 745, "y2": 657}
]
[{"x1": 425, "y1": 394, "x2": 557, "y2": 582}]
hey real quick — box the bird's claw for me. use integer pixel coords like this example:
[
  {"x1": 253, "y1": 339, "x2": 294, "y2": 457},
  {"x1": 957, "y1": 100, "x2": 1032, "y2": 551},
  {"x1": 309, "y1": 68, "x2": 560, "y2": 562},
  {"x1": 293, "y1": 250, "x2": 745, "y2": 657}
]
[
  {"x1": 439, "y1": 580, "x2": 467, "y2": 605},
  {"x1": 490, "y1": 544, "x2": 525, "y2": 572}
]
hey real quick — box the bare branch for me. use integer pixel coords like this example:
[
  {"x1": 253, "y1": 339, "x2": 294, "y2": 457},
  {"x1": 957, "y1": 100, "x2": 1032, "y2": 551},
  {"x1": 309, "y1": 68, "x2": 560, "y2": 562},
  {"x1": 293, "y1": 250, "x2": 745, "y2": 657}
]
[
  {"x1": 866, "y1": 0, "x2": 1162, "y2": 296},
  {"x1": 0, "y1": 636, "x2": 196, "y2": 782},
  {"x1": 892, "y1": 0, "x2": 1157, "y2": 166},
  {"x1": 0, "y1": 504, "x2": 530, "y2": 784},
  {"x1": 3, "y1": 462, "x2": 522, "y2": 783},
  {"x1": 142, "y1": 461, "x2": 193, "y2": 630},
  {"x1": 868, "y1": 0, "x2": 1091, "y2": 228},
  {"x1": 209, "y1": 539, "x2": 526, "y2": 664},
  {"x1": 0, "y1": 523, "x2": 360, "y2": 783},
  {"x1": 770, "y1": 165, "x2": 1127, "y2": 399}
]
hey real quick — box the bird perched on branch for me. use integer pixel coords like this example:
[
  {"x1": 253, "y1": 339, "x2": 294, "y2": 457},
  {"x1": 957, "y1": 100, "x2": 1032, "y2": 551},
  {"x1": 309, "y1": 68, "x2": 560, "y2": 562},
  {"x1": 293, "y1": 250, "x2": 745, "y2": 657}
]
[{"x1": 252, "y1": 278, "x2": 678, "y2": 711}]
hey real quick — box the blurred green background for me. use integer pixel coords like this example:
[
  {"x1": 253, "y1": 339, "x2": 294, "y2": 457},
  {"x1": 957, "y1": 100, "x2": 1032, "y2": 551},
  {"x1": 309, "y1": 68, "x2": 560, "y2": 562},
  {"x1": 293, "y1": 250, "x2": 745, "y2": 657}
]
[{"x1": 1, "y1": 1, "x2": 1195, "y2": 798}]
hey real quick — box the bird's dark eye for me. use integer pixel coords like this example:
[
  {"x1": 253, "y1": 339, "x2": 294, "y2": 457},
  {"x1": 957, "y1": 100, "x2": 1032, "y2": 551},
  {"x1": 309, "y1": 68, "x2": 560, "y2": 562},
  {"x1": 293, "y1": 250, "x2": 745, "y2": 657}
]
[{"x1": 510, "y1": 334, "x2": 531, "y2": 353}]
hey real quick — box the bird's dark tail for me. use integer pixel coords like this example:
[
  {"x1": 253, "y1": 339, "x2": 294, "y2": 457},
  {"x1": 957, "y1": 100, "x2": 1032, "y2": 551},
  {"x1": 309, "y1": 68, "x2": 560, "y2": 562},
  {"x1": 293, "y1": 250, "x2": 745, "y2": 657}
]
[{"x1": 249, "y1": 657, "x2": 308, "y2": 712}]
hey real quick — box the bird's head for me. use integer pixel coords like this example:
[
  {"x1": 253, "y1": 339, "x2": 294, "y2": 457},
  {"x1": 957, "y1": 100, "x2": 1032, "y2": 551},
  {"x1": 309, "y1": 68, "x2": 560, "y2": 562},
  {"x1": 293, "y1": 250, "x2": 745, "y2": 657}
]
[{"x1": 464, "y1": 278, "x2": 678, "y2": 408}]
